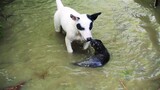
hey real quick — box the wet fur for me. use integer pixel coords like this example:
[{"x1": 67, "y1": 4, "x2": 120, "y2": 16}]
[
  {"x1": 73, "y1": 39, "x2": 110, "y2": 68},
  {"x1": 54, "y1": 0, "x2": 101, "y2": 53}
]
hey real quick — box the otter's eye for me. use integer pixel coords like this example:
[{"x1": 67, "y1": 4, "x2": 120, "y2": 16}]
[{"x1": 76, "y1": 23, "x2": 85, "y2": 30}]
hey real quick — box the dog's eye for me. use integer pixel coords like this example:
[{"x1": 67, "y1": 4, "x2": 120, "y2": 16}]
[
  {"x1": 89, "y1": 22, "x2": 93, "y2": 30},
  {"x1": 76, "y1": 24, "x2": 85, "y2": 30}
]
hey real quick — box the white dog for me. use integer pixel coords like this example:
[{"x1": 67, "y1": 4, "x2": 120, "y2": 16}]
[{"x1": 54, "y1": 0, "x2": 101, "y2": 53}]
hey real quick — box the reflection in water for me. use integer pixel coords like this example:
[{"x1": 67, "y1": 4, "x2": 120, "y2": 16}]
[
  {"x1": 138, "y1": 15, "x2": 160, "y2": 54},
  {"x1": 0, "y1": 0, "x2": 160, "y2": 90},
  {"x1": 154, "y1": 0, "x2": 160, "y2": 7},
  {"x1": 134, "y1": 0, "x2": 160, "y2": 24}
]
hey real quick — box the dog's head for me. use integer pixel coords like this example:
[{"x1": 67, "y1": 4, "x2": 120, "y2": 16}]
[{"x1": 70, "y1": 12, "x2": 101, "y2": 41}]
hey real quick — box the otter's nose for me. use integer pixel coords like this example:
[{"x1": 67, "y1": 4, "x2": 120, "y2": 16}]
[{"x1": 86, "y1": 37, "x2": 92, "y2": 42}]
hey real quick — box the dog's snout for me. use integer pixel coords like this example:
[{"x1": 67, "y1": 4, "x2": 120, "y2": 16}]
[{"x1": 86, "y1": 37, "x2": 92, "y2": 42}]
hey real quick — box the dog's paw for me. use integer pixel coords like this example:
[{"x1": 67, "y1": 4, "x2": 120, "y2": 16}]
[
  {"x1": 55, "y1": 29, "x2": 61, "y2": 32},
  {"x1": 67, "y1": 49, "x2": 73, "y2": 53},
  {"x1": 83, "y1": 46, "x2": 88, "y2": 50}
]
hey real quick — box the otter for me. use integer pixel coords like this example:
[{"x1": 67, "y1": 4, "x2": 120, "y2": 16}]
[{"x1": 73, "y1": 38, "x2": 110, "y2": 68}]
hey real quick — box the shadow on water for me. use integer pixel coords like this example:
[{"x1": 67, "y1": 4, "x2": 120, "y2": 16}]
[
  {"x1": 0, "y1": 0, "x2": 15, "y2": 7},
  {"x1": 138, "y1": 16, "x2": 160, "y2": 54},
  {"x1": 0, "y1": 0, "x2": 15, "y2": 40},
  {"x1": 0, "y1": 0, "x2": 15, "y2": 20},
  {"x1": 54, "y1": 31, "x2": 92, "y2": 55}
]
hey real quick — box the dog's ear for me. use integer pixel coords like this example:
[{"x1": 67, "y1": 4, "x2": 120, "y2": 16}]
[
  {"x1": 88, "y1": 12, "x2": 101, "y2": 21},
  {"x1": 70, "y1": 14, "x2": 80, "y2": 21}
]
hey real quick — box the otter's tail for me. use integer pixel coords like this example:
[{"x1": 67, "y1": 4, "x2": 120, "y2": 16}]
[
  {"x1": 56, "y1": 0, "x2": 64, "y2": 10},
  {"x1": 73, "y1": 59, "x2": 103, "y2": 68}
]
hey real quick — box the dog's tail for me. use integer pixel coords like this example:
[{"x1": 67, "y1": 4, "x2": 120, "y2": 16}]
[{"x1": 56, "y1": 0, "x2": 64, "y2": 10}]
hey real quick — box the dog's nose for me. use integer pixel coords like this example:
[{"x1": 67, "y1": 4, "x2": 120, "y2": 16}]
[{"x1": 86, "y1": 37, "x2": 92, "y2": 42}]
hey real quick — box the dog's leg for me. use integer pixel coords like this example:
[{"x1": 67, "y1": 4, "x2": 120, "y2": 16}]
[
  {"x1": 54, "y1": 11, "x2": 61, "y2": 32},
  {"x1": 83, "y1": 42, "x2": 90, "y2": 50},
  {"x1": 65, "y1": 36, "x2": 73, "y2": 53}
]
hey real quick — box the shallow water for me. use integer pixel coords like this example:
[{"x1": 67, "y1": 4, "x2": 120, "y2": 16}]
[{"x1": 0, "y1": 0, "x2": 160, "y2": 90}]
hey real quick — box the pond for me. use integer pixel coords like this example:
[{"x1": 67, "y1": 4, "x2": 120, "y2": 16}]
[{"x1": 0, "y1": 0, "x2": 160, "y2": 90}]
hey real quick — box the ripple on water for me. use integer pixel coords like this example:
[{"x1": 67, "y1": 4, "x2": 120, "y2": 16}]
[{"x1": 0, "y1": 0, "x2": 160, "y2": 90}]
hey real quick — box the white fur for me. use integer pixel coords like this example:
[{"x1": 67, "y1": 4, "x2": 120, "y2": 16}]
[{"x1": 54, "y1": 0, "x2": 93, "y2": 53}]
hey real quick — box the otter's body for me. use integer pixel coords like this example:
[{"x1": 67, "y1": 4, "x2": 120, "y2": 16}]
[{"x1": 73, "y1": 39, "x2": 110, "y2": 68}]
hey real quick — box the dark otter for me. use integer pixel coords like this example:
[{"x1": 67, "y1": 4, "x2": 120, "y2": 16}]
[{"x1": 73, "y1": 38, "x2": 110, "y2": 68}]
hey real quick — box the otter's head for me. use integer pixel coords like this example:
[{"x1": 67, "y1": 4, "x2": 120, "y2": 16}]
[{"x1": 88, "y1": 39, "x2": 105, "y2": 52}]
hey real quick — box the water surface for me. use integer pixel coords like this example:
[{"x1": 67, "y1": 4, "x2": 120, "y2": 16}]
[{"x1": 0, "y1": 0, "x2": 160, "y2": 90}]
